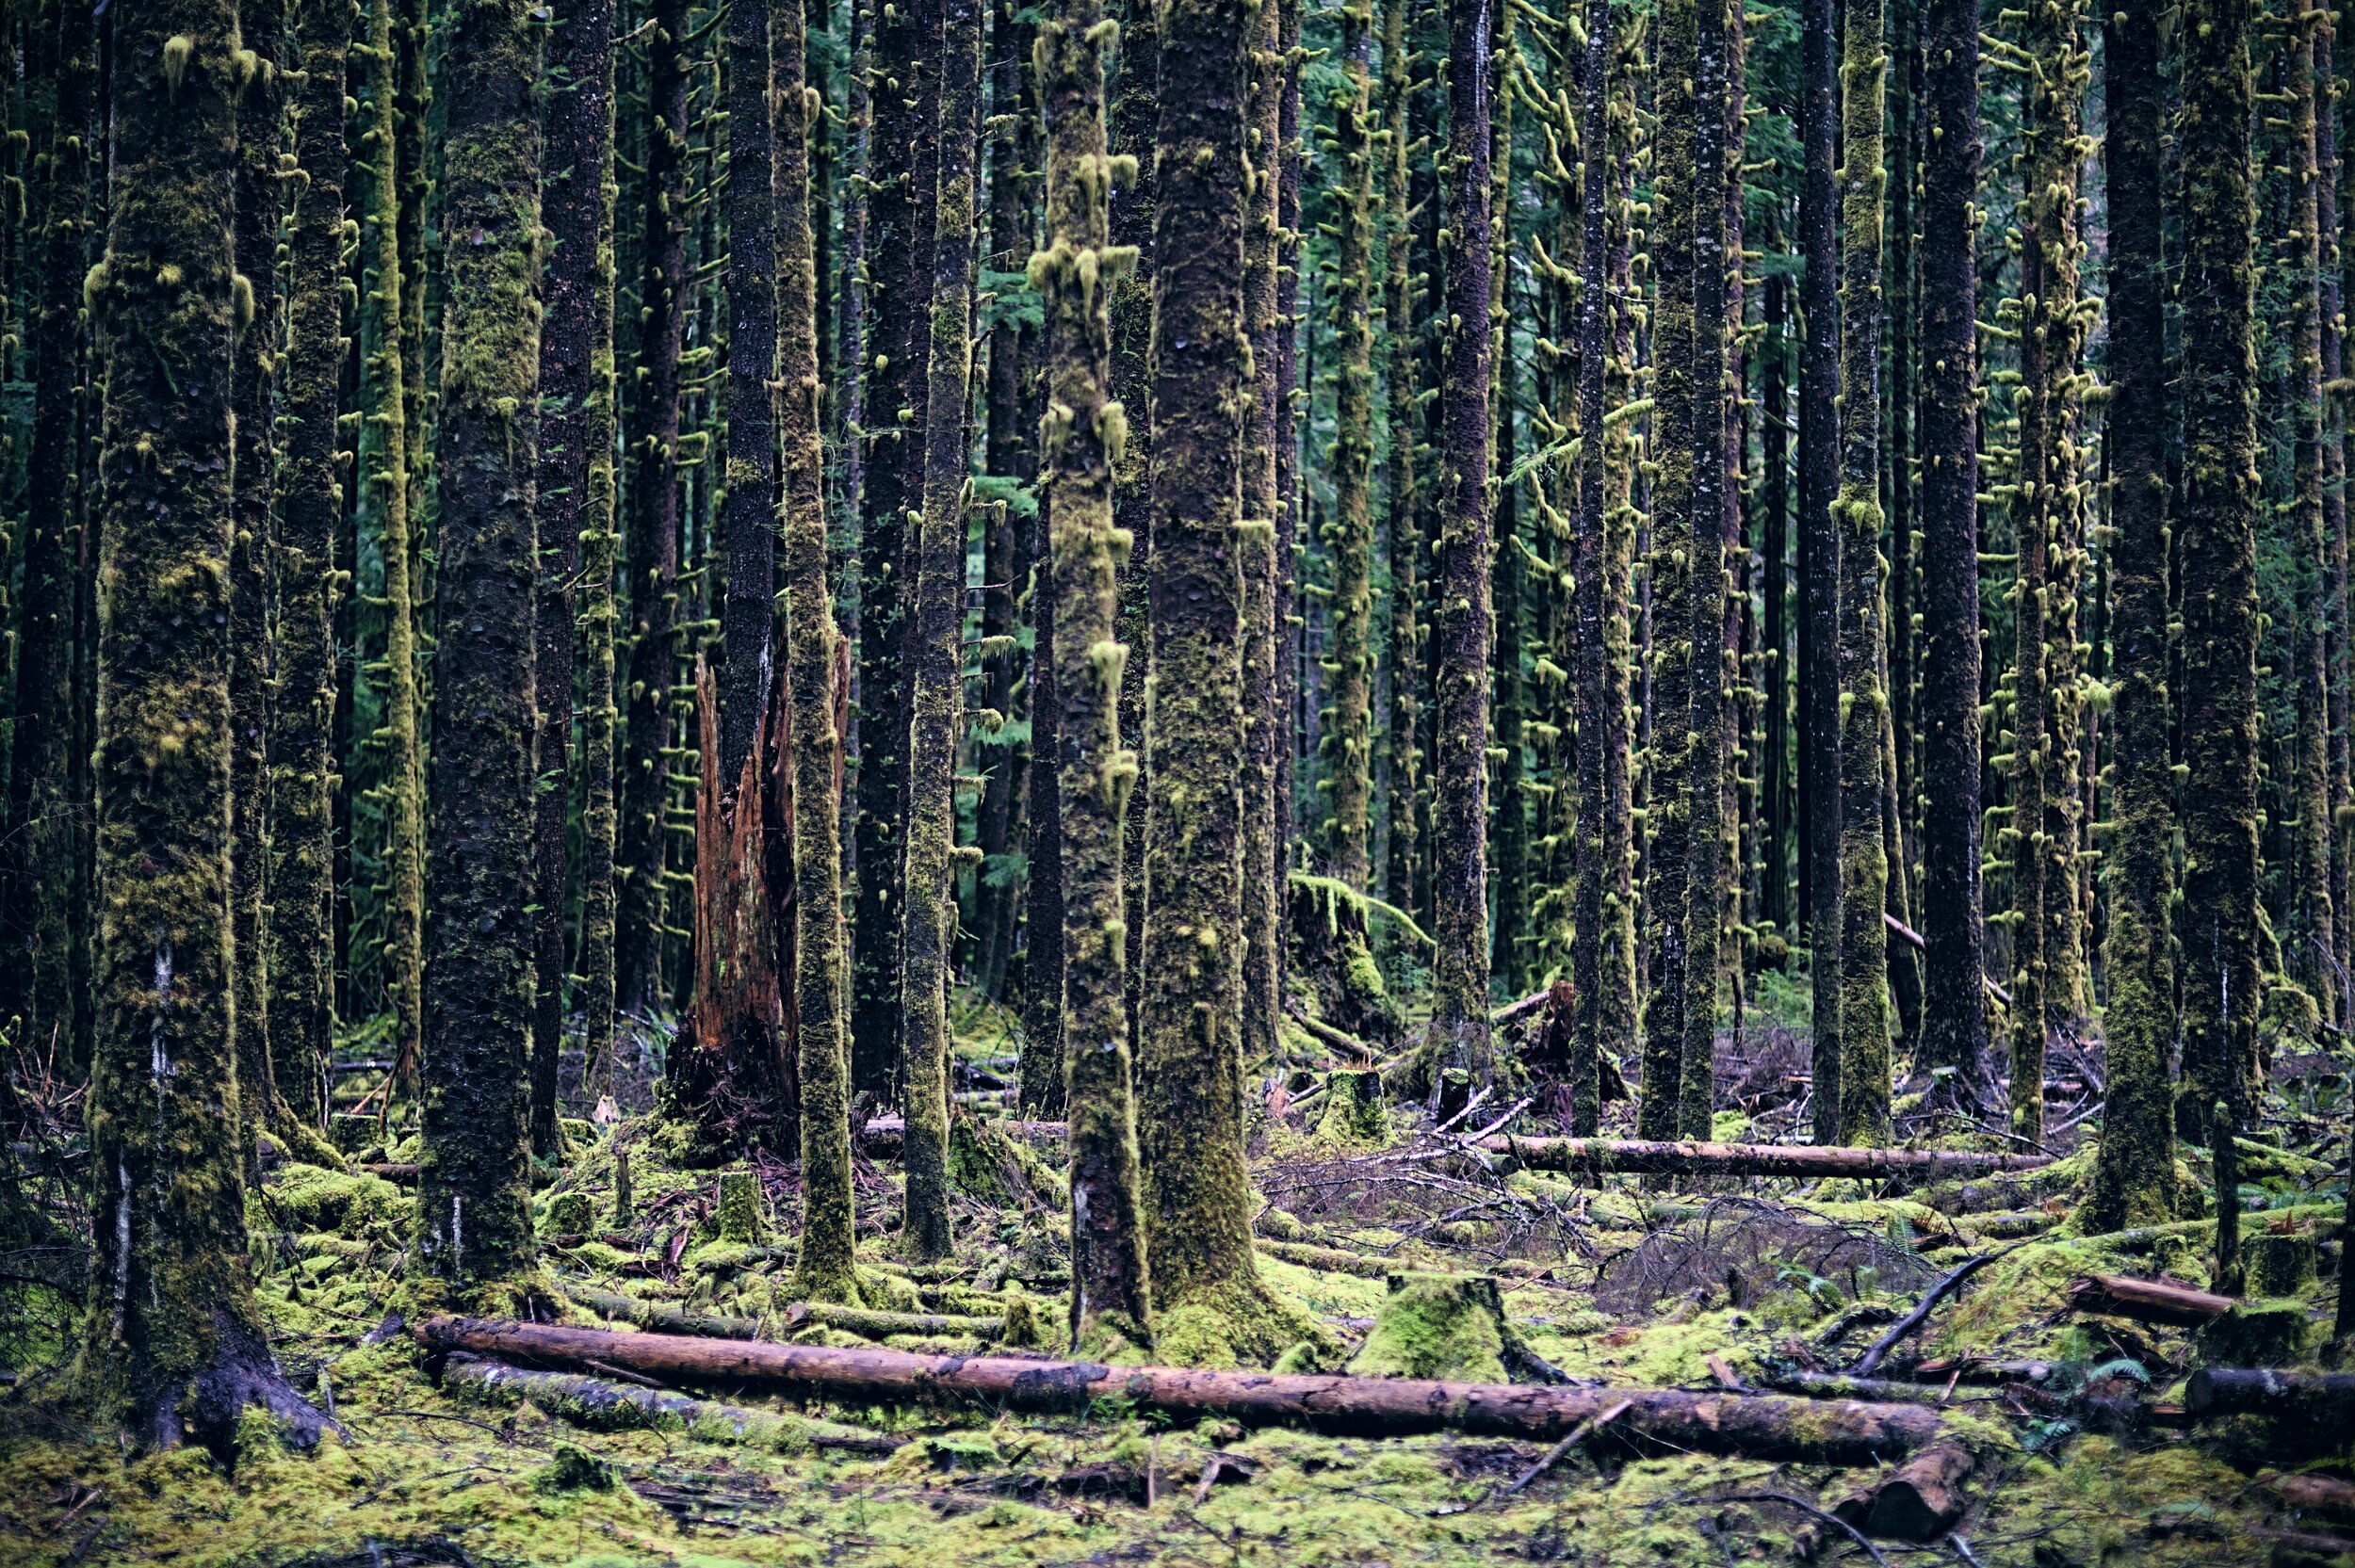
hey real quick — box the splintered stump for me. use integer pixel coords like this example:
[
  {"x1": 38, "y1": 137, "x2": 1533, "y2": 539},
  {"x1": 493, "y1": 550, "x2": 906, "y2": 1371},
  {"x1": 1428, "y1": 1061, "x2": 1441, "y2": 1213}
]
[
  {"x1": 1482, "y1": 1136, "x2": 2054, "y2": 1181},
  {"x1": 413, "y1": 1314, "x2": 1943, "y2": 1463},
  {"x1": 1316, "y1": 1070, "x2": 1390, "y2": 1147}
]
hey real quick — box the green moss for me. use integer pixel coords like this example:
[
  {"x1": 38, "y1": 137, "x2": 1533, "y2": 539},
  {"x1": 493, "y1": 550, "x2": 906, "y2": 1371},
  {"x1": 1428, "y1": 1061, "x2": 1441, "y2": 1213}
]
[
  {"x1": 715, "y1": 1173, "x2": 767, "y2": 1244},
  {"x1": 1346, "y1": 1273, "x2": 1508, "y2": 1382}
]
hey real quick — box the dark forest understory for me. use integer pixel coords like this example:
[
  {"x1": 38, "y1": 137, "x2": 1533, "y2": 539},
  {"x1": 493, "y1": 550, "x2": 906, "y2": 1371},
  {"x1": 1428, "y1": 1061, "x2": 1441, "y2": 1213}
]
[{"x1": 3, "y1": 0, "x2": 2355, "y2": 1560}]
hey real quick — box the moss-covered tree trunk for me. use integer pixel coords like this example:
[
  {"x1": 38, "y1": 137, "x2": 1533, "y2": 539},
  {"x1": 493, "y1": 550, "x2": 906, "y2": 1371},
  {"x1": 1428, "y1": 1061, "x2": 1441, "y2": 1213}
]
[
  {"x1": 1638, "y1": 0, "x2": 1696, "y2": 1139},
  {"x1": 1833, "y1": 0, "x2": 1891, "y2": 1146},
  {"x1": 616, "y1": 0, "x2": 690, "y2": 1017},
  {"x1": 1798, "y1": 0, "x2": 1842, "y2": 1142},
  {"x1": 1324, "y1": 0, "x2": 1378, "y2": 891},
  {"x1": 1381, "y1": 0, "x2": 1421, "y2": 919},
  {"x1": 1913, "y1": 0, "x2": 1990, "y2": 1117},
  {"x1": 1276, "y1": 0, "x2": 1304, "y2": 973},
  {"x1": 1239, "y1": 0, "x2": 1286, "y2": 1077},
  {"x1": 851, "y1": 0, "x2": 944, "y2": 1104},
  {"x1": 81, "y1": 0, "x2": 326, "y2": 1451},
  {"x1": 2087, "y1": 0, "x2": 2175, "y2": 1230},
  {"x1": 1599, "y1": 11, "x2": 1639, "y2": 1063},
  {"x1": 271, "y1": 0, "x2": 356, "y2": 1145},
  {"x1": 774, "y1": 0, "x2": 860, "y2": 1305},
  {"x1": 899, "y1": 0, "x2": 984, "y2": 1262},
  {"x1": 2178, "y1": 0, "x2": 2263, "y2": 1135},
  {"x1": 414, "y1": 0, "x2": 545, "y2": 1307},
  {"x1": 1428, "y1": 0, "x2": 1498, "y2": 1091},
  {"x1": 1760, "y1": 245, "x2": 1792, "y2": 950},
  {"x1": 1678, "y1": 0, "x2": 1730, "y2": 1140},
  {"x1": 2323, "y1": 9, "x2": 2351, "y2": 1031},
  {"x1": 2288, "y1": 12, "x2": 2338, "y2": 1012},
  {"x1": 539, "y1": 0, "x2": 619, "y2": 1103},
  {"x1": 1035, "y1": 0, "x2": 1151, "y2": 1347}
]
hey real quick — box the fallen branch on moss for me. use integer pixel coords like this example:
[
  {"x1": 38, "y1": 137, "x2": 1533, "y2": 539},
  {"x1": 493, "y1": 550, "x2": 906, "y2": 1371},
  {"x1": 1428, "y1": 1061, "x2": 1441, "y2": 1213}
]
[
  {"x1": 1479, "y1": 1136, "x2": 2054, "y2": 1181},
  {"x1": 563, "y1": 1279, "x2": 1008, "y2": 1344},
  {"x1": 2069, "y1": 1273, "x2": 2235, "y2": 1326},
  {"x1": 2187, "y1": 1366, "x2": 2355, "y2": 1420},
  {"x1": 1852, "y1": 1247, "x2": 2016, "y2": 1376},
  {"x1": 859, "y1": 1115, "x2": 1066, "y2": 1155},
  {"x1": 413, "y1": 1314, "x2": 1943, "y2": 1463},
  {"x1": 441, "y1": 1352, "x2": 904, "y2": 1452},
  {"x1": 1286, "y1": 1006, "x2": 1379, "y2": 1063}
]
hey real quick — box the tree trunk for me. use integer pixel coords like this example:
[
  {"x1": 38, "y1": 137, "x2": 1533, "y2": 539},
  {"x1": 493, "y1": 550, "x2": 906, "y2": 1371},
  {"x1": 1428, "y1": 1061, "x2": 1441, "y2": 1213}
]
[
  {"x1": 1913, "y1": 0, "x2": 1990, "y2": 1119},
  {"x1": 2290, "y1": 12, "x2": 2338, "y2": 1012},
  {"x1": 416, "y1": 0, "x2": 545, "y2": 1304},
  {"x1": 2177, "y1": 0, "x2": 2262, "y2": 1131},
  {"x1": 81, "y1": 0, "x2": 325, "y2": 1451},
  {"x1": 1326, "y1": 0, "x2": 1378, "y2": 891},
  {"x1": 1798, "y1": 0, "x2": 1842, "y2": 1142},
  {"x1": 2086, "y1": 0, "x2": 2176, "y2": 1231},
  {"x1": 1381, "y1": 0, "x2": 1421, "y2": 921},
  {"x1": 616, "y1": 0, "x2": 691, "y2": 1017},
  {"x1": 1430, "y1": 0, "x2": 1497, "y2": 1090}
]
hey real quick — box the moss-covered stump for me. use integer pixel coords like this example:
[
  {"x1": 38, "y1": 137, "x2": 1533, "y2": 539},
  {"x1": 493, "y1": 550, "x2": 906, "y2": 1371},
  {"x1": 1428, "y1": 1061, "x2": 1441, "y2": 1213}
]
[
  {"x1": 1349, "y1": 1273, "x2": 1512, "y2": 1382},
  {"x1": 1316, "y1": 1070, "x2": 1390, "y2": 1150},
  {"x1": 2248, "y1": 1230, "x2": 2320, "y2": 1297},
  {"x1": 715, "y1": 1172, "x2": 767, "y2": 1243},
  {"x1": 543, "y1": 1191, "x2": 593, "y2": 1239},
  {"x1": 2198, "y1": 1300, "x2": 2314, "y2": 1367}
]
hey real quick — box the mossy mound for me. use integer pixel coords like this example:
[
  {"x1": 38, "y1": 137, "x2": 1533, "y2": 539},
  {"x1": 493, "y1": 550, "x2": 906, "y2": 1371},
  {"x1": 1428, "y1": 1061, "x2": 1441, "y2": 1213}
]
[{"x1": 1347, "y1": 1272, "x2": 1509, "y2": 1382}]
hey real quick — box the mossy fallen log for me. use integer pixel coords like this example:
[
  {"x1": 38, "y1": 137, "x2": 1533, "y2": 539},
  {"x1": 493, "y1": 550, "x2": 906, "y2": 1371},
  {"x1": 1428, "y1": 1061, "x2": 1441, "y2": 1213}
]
[
  {"x1": 1255, "y1": 1239, "x2": 1406, "y2": 1279},
  {"x1": 2188, "y1": 1367, "x2": 2355, "y2": 1421},
  {"x1": 441, "y1": 1352, "x2": 904, "y2": 1451},
  {"x1": 565, "y1": 1282, "x2": 764, "y2": 1339},
  {"x1": 1832, "y1": 1440, "x2": 1976, "y2": 1542},
  {"x1": 782, "y1": 1301, "x2": 1008, "y2": 1341},
  {"x1": 1756, "y1": 1370, "x2": 1969, "y2": 1407},
  {"x1": 1479, "y1": 1136, "x2": 2053, "y2": 1180},
  {"x1": 2069, "y1": 1272, "x2": 2235, "y2": 1326},
  {"x1": 564, "y1": 1279, "x2": 1009, "y2": 1344},
  {"x1": 860, "y1": 1115, "x2": 1067, "y2": 1154},
  {"x1": 414, "y1": 1313, "x2": 1944, "y2": 1463}
]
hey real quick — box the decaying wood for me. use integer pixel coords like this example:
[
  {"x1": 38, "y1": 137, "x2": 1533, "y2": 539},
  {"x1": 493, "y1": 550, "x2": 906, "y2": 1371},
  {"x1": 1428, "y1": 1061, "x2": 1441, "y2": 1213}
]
[
  {"x1": 1257, "y1": 1238, "x2": 1408, "y2": 1278},
  {"x1": 566, "y1": 1282, "x2": 763, "y2": 1339},
  {"x1": 564, "y1": 1280, "x2": 1006, "y2": 1344},
  {"x1": 1756, "y1": 1370, "x2": 1972, "y2": 1407},
  {"x1": 1852, "y1": 1247, "x2": 2013, "y2": 1376},
  {"x1": 2071, "y1": 1273, "x2": 2236, "y2": 1326},
  {"x1": 859, "y1": 1115, "x2": 1068, "y2": 1154},
  {"x1": 414, "y1": 1314, "x2": 1945, "y2": 1463},
  {"x1": 783, "y1": 1301, "x2": 1005, "y2": 1341},
  {"x1": 2188, "y1": 1366, "x2": 2355, "y2": 1419},
  {"x1": 442, "y1": 1352, "x2": 902, "y2": 1451},
  {"x1": 1833, "y1": 1440, "x2": 1976, "y2": 1542},
  {"x1": 2270, "y1": 1471, "x2": 2355, "y2": 1520},
  {"x1": 1482, "y1": 1135, "x2": 2054, "y2": 1180},
  {"x1": 1287, "y1": 1005, "x2": 1379, "y2": 1062}
]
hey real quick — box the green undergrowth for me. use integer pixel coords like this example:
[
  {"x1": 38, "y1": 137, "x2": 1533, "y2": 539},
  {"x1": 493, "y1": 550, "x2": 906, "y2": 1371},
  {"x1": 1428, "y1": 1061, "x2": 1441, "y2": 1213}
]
[{"x1": 5, "y1": 1014, "x2": 2352, "y2": 1563}]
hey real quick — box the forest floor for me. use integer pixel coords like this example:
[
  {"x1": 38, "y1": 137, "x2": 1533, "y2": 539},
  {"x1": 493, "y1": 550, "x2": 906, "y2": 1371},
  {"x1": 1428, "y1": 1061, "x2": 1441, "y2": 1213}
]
[{"x1": 1, "y1": 988, "x2": 2351, "y2": 1566}]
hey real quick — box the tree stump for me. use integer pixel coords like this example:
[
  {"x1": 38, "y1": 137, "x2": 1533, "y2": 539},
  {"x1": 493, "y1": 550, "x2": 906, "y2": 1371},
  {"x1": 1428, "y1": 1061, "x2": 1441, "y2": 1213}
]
[
  {"x1": 716, "y1": 1172, "x2": 768, "y2": 1243},
  {"x1": 1316, "y1": 1070, "x2": 1390, "y2": 1149},
  {"x1": 2249, "y1": 1229, "x2": 2319, "y2": 1296}
]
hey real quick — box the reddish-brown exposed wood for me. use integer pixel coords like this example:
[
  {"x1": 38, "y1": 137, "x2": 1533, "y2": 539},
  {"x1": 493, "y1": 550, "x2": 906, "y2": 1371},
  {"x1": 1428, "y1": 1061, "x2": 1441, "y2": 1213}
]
[
  {"x1": 2071, "y1": 1273, "x2": 2237, "y2": 1326},
  {"x1": 413, "y1": 1315, "x2": 1942, "y2": 1462},
  {"x1": 1834, "y1": 1441, "x2": 1976, "y2": 1541}
]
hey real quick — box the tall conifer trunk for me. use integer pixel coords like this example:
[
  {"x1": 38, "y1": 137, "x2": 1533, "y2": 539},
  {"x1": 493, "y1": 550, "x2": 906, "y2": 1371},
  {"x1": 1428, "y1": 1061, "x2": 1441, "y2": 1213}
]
[
  {"x1": 82, "y1": 0, "x2": 326, "y2": 1450},
  {"x1": 1914, "y1": 0, "x2": 1990, "y2": 1114},
  {"x1": 2087, "y1": 0, "x2": 2175, "y2": 1229},
  {"x1": 1327, "y1": 0, "x2": 1378, "y2": 889},
  {"x1": 2289, "y1": 12, "x2": 2337, "y2": 1010},
  {"x1": 416, "y1": 0, "x2": 545, "y2": 1304},
  {"x1": 900, "y1": 0, "x2": 984, "y2": 1261},
  {"x1": 1240, "y1": 0, "x2": 1286, "y2": 1076},
  {"x1": 1431, "y1": 0, "x2": 1497, "y2": 1088},
  {"x1": 1382, "y1": 0, "x2": 1421, "y2": 917},
  {"x1": 1798, "y1": 0, "x2": 1842, "y2": 1141}
]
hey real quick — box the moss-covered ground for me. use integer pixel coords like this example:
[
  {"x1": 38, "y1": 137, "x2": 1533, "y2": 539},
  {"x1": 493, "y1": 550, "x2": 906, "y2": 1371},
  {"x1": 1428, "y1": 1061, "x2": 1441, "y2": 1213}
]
[{"x1": 4, "y1": 997, "x2": 2353, "y2": 1565}]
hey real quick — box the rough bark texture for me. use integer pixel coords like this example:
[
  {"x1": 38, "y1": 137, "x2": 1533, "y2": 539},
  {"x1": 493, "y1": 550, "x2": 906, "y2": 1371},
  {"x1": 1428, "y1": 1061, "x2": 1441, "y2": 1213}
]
[
  {"x1": 1381, "y1": 0, "x2": 1422, "y2": 920},
  {"x1": 415, "y1": 0, "x2": 545, "y2": 1305},
  {"x1": 899, "y1": 0, "x2": 986, "y2": 1263},
  {"x1": 774, "y1": 0, "x2": 860, "y2": 1305},
  {"x1": 723, "y1": 0, "x2": 782, "y2": 795},
  {"x1": 2087, "y1": 0, "x2": 2177, "y2": 1231},
  {"x1": 1035, "y1": 0, "x2": 1151, "y2": 1349},
  {"x1": 2289, "y1": 12, "x2": 2338, "y2": 1012},
  {"x1": 416, "y1": 1315, "x2": 1945, "y2": 1461},
  {"x1": 1567, "y1": 0, "x2": 1612, "y2": 1138},
  {"x1": 271, "y1": 0, "x2": 356, "y2": 1141},
  {"x1": 540, "y1": 0, "x2": 621, "y2": 1102},
  {"x1": 1326, "y1": 0, "x2": 1378, "y2": 890},
  {"x1": 1430, "y1": 0, "x2": 1497, "y2": 1089},
  {"x1": 1834, "y1": 0, "x2": 1891, "y2": 1146},
  {"x1": 1798, "y1": 0, "x2": 1842, "y2": 1141},
  {"x1": 81, "y1": 0, "x2": 325, "y2": 1452},
  {"x1": 2177, "y1": 0, "x2": 2262, "y2": 1128},
  {"x1": 1913, "y1": 0, "x2": 1990, "y2": 1116}
]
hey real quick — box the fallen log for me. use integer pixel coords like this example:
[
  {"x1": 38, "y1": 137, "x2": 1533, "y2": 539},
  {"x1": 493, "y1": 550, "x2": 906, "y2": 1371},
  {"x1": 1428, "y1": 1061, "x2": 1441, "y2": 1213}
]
[
  {"x1": 2271, "y1": 1471, "x2": 2355, "y2": 1521},
  {"x1": 565, "y1": 1282, "x2": 763, "y2": 1339},
  {"x1": 1287, "y1": 1006, "x2": 1379, "y2": 1063},
  {"x1": 1834, "y1": 1441, "x2": 1977, "y2": 1542},
  {"x1": 1481, "y1": 1135, "x2": 2054, "y2": 1181},
  {"x1": 358, "y1": 1161, "x2": 420, "y2": 1185},
  {"x1": 783, "y1": 1300, "x2": 1006, "y2": 1342},
  {"x1": 1256, "y1": 1239, "x2": 1410, "y2": 1280},
  {"x1": 565, "y1": 1279, "x2": 1007, "y2": 1344},
  {"x1": 413, "y1": 1314, "x2": 1943, "y2": 1463},
  {"x1": 2070, "y1": 1273, "x2": 2235, "y2": 1327},
  {"x1": 441, "y1": 1352, "x2": 903, "y2": 1452},
  {"x1": 1754, "y1": 1371, "x2": 1973, "y2": 1408},
  {"x1": 859, "y1": 1116, "x2": 1067, "y2": 1155},
  {"x1": 2188, "y1": 1367, "x2": 2355, "y2": 1420}
]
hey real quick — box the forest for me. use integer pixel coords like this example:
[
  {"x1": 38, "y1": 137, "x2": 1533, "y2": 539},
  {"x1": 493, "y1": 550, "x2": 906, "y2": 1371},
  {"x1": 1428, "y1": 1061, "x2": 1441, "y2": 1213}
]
[{"x1": 5, "y1": 0, "x2": 2355, "y2": 1558}]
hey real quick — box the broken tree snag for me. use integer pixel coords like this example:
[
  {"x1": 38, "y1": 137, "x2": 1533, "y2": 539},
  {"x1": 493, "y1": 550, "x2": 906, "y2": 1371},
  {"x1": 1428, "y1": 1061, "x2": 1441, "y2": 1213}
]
[
  {"x1": 442, "y1": 1353, "x2": 904, "y2": 1451},
  {"x1": 2188, "y1": 1367, "x2": 2355, "y2": 1421},
  {"x1": 414, "y1": 1315, "x2": 1943, "y2": 1462},
  {"x1": 1484, "y1": 1136, "x2": 2054, "y2": 1180},
  {"x1": 2070, "y1": 1273, "x2": 2236, "y2": 1326},
  {"x1": 1833, "y1": 1441, "x2": 1977, "y2": 1543}
]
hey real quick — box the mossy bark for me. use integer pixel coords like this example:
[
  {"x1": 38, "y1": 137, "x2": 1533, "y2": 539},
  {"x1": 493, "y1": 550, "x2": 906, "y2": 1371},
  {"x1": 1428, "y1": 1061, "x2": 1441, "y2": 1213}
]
[
  {"x1": 1239, "y1": 0, "x2": 1286, "y2": 1076},
  {"x1": 1797, "y1": 0, "x2": 1842, "y2": 1141},
  {"x1": 1679, "y1": 0, "x2": 1730, "y2": 1141},
  {"x1": 1275, "y1": 0, "x2": 1304, "y2": 976},
  {"x1": 230, "y1": 0, "x2": 286, "y2": 1176},
  {"x1": 415, "y1": 0, "x2": 544, "y2": 1304},
  {"x1": 357, "y1": 0, "x2": 424, "y2": 1091},
  {"x1": 1381, "y1": 0, "x2": 1421, "y2": 920},
  {"x1": 2177, "y1": 0, "x2": 2263, "y2": 1132},
  {"x1": 1638, "y1": 0, "x2": 1695, "y2": 1140},
  {"x1": 2, "y1": 0, "x2": 97, "y2": 1076},
  {"x1": 899, "y1": 0, "x2": 985, "y2": 1263},
  {"x1": 1035, "y1": 0, "x2": 1151, "y2": 1347},
  {"x1": 1761, "y1": 233, "x2": 1792, "y2": 951},
  {"x1": 2091, "y1": 0, "x2": 2172, "y2": 1213},
  {"x1": 81, "y1": 0, "x2": 323, "y2": 1451},
  {"x1": 2326, "y1": 10, "x2": 2353, "y2": 1032},
  {"x1": 269, "y1": 0, "x2": 356, "y2": 1149},
  {"x1": 1913, "y1": 0, "x2": 1990, "y2": 1117},
  {"x1": 852, "y1": 0, "x2": 946, "y2": 1101},
  {"x1": 1136, "y1": 0, "x2": 1297, "y2": 1364},
  {"x1": 615, "y1": 0, "x2": 690, "y2": 1016},
  {"x1": 1430, "y1": 0, "x2": 1497, "y2": 1089},
  {"x1": 1598, "y1": 11, "x2": 1639, "y2": 1066},
  {"x1": 1833, "y1": 0, "x2": 1890, "y2": 1146},
  {"x1": 775, "y1": 0, "x2": 860, "y2": 1306},
  {"x1": 2288, "y1": 11, "x2": 2338, "y2": 1011},
  {"x1": 723, "y1": 0, "x2": 782, "y2": 795},
  {"x1": 539, "y1": 0, "x2": 620, "y2": 1101},
  {"x1": 1324, "y1": 0, "x2": 1378, "y2": 892}
]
